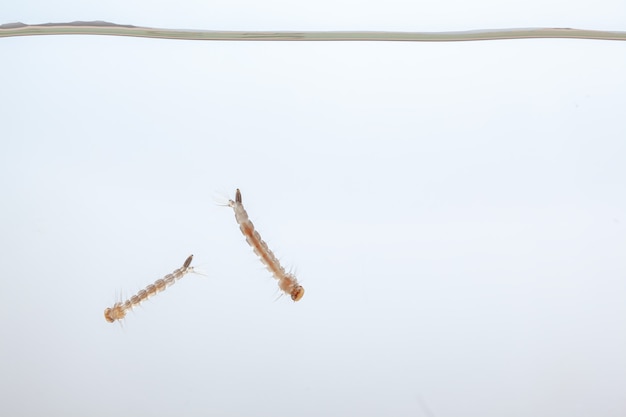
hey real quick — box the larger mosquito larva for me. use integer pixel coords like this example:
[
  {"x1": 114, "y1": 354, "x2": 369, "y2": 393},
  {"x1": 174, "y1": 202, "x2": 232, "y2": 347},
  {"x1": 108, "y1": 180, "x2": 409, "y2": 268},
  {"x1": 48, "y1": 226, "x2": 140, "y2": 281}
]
[
  {"x1": 228, "y1": 189, "x2": 304, "y2": 301},
  {"x1": 104, "y1": 254, "x2": 194, "y2": 323}
]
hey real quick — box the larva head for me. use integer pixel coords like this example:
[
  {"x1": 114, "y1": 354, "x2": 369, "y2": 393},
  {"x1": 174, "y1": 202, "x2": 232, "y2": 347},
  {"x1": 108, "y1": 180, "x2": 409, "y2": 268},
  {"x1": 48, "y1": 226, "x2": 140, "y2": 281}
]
[
  {"x1": 104, "y1": 304, "x2": 125, "y2": 323},
  {"x1": 291, "y1": 285, "x2": 305, "y2": 302},
  {"x1": 104, "y1": 308, "x2": 116, "y2": 323}
]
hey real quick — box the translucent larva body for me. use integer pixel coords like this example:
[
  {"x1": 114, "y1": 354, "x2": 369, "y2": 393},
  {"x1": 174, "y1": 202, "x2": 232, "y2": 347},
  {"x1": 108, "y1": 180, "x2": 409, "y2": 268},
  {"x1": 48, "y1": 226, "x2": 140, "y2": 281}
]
[
  {"x1": 229, "y1": 189, "x2": 304, "y2": 301},
  {"x1": 104, "y1": 254, "x2": 194, "y2": 323}
]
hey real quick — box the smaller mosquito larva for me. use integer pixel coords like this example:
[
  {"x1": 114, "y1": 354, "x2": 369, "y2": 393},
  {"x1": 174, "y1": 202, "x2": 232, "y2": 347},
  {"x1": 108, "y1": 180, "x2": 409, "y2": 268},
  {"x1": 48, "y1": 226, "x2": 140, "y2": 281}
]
[
  {"x1": 104, "y1": 254, "x2": 194, "y2": 323},
  {"x1": 228, "y1": 189, "x2": 304, "y2": 301}
]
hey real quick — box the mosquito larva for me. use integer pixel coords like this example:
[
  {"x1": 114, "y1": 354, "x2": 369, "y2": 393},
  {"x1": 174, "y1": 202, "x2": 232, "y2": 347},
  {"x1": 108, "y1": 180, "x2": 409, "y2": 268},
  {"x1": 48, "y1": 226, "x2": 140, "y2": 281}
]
[
  {"x1": 104, "y1": 254, "x2": 194, "y2": 323},
  {"x1": 228, "y1": 189, "x2": 304, "y2": 301}
]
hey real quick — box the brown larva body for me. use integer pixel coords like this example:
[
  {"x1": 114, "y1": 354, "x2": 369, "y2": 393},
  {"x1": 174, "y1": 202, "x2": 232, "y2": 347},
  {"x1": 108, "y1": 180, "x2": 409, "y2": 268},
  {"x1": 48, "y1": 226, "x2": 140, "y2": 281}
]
[
  {"x1": 229, "y1": 189, "x2": 304, "y2": 301},
  {"x1": 104, "y1": 254, "x2": 194, "y2": 323}
]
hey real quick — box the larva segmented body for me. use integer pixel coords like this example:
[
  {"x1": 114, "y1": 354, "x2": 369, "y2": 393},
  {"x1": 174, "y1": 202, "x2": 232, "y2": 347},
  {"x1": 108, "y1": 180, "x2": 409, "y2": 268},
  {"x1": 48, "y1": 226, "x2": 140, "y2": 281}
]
[
  {"x1": 104, "y1": 254, "x2": 194, "y2": 323},
  {"x1": 229, "y1": 189, "x2": 304, "y2": 301}
]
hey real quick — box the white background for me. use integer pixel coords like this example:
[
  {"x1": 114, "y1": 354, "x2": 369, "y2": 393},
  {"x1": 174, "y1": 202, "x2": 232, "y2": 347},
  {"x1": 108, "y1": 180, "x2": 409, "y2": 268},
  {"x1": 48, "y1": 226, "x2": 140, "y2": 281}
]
[{"x1": 1, "y1": 1, "x2": 625, "y2": 416}]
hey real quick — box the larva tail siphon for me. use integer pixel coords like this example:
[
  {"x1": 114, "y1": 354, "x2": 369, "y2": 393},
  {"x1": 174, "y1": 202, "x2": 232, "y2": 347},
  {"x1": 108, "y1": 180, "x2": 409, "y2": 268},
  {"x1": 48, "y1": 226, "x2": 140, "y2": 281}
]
[
  {"x1": 104, "y1": 254, "x2": 195, "y2": 323},
  {"x1": 228, "y1": 189, "x2": 304, "y2": 301}
]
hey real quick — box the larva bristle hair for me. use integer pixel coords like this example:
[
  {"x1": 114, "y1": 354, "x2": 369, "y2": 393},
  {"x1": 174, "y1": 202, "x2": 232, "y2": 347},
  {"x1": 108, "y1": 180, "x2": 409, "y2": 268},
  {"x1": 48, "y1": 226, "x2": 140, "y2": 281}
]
[
  {"x1": 212, "y1": 190, "x2": 232, "y2": 208},
  {"x1": 228, "y1": 188, "x2": 304, "y2": 302},
  {"x1": 104, "y1": 254, "x2": 195, "y2": 323}
]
